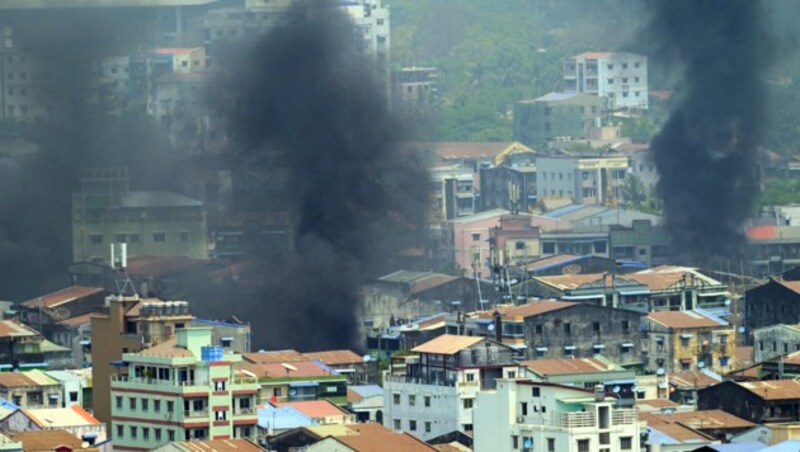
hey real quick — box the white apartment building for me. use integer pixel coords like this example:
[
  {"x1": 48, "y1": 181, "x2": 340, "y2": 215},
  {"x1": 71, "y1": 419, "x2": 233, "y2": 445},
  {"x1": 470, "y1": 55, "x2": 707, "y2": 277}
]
[
  {"x1": 564, "y1": 52, "x2": 648, "y2": 110},
  {"x1": 475, "y1": 380, "x2": 641, "y2": 452},
  {"x1": 383, "y1": 335, "x2": 521, "y2": 441}
]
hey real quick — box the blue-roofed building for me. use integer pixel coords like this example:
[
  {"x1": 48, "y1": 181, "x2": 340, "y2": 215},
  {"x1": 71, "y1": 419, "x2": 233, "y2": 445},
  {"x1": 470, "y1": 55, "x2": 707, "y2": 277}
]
[
  {"x1": 257, "y1": 404, "x2": 317, "y2": 436},
  {"x1": 514, "y1": 92, "x2": 607, "y2": 147},
  {"x1": 347, "y1": 385, "x2": 384, "y2": 423}
]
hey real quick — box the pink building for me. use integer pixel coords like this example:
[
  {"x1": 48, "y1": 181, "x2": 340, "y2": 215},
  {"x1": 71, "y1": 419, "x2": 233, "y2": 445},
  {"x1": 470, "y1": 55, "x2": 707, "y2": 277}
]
[{"x1": 448, "y1": 210, "x2": 566, "y2": 278}]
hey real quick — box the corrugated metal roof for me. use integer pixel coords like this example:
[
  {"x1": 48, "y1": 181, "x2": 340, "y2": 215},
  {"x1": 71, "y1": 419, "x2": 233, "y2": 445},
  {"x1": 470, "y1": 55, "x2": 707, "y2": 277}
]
[
  {"x1": 21, "y1": 286, "x2": 103, "y2": 309},
  {"x1": 647, "y1": 311, "x2": 726, "y2": 329},
  {"x1": 411, "y1": 334, "x2": 484, "y2": 355},
  {"x1": 521, "y1": 357, "x2": 616, "y2": 376},
  {"x1": 739, "y1": 379, "x2": 800, "y2": 400},
  {"x1": 534, "y1": 92, "x2": 579, "y2": 102}
]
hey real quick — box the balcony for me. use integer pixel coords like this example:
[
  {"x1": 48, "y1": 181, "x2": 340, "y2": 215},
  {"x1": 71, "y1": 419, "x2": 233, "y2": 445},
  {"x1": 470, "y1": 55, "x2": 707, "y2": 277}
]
[
  {"x1": 554, "y1": 411, "x2": 596, "y2": 428},
  {"x1": 184, "y1": 410, "x2": 209, "y2": 419},
  {"x1": 111, "y1": 375, "x2": 209, "y2": 394},
  {"x1": 612, "y1": 409, "x2": 638, "y2": 425},
  {"x1": 234, "y1": 407, "x2": 256, "y2": 415}
]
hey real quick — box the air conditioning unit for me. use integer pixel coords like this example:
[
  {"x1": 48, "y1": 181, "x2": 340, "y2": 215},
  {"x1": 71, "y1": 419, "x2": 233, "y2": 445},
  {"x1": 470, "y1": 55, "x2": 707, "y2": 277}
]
[{"x1": 516, "y1": 415, "x2": 525, "y2": 423}]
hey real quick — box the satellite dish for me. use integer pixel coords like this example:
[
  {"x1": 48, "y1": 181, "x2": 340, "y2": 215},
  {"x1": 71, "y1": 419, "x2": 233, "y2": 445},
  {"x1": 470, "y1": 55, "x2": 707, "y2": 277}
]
[
  {"x1": 363, "y1": 355, "x2": 371, "y2": 363},
  {"x1": 656, "y1": 368, "x2": 665, "y2": 376},
  {"x1": 612, "y1": 386, "x2": 620, "y2": 394},
  {"x1": 487, "y1": 324, "x2": 495, "y2": 331},
  {"x1": 289, "y1": 389, "x2": 297, "y2": 397},
  {"x1": 739, "y1": 326, "x2": 746, "y2": 333},
  {"x1": 724, "y1": 299, "x2": 732, "y2": 306},
  {"x1": 698, "y1": 361, "x2": 706, "y2": 369}
]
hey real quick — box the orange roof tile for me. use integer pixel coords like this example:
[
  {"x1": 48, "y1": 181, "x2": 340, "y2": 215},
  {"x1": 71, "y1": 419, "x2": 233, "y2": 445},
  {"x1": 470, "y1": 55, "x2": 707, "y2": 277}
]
[
  {"x1": 237, "y1": 361, "x2": 340, "y2": 379},
  {"x1": 57, "y1": 313, "x2": 94, "y2": 328},
  {"x1": 170, "y1": 439, "x2": 261, "y2": 452},
  {"x1": 275, "y1": 400, "x2": 349, "y2": 419},
  {"x1": 21, "y1": 286, "x2": 103, "y2": 309},
  {"x1": 639, "y1": 412, "x2": 712, "y2": 443},
  {"x1": 647, "y1": 311, "x2": 725, "y2": 329},
  {"x1": 242, "y1": 349, "x2": 305, "y2": 364},
  {"x1": 10, "y1": 430, "x2": 87, "y2": 451},
  {"x1": 656, "y1": 410, "x2": 754, "y2": 430},
  {"x1": 411, "y1": 335, "x2": 484, "y2": 355},
  {"x1": 777, "y1": 279, "x2": 800, "y2": 295},
  {"x1": 521, "y1": 358, "x2": 615, "y2": 376},
  {"x1": 739, "y1": 379, "x2": 800, "y2": 400},
  {"x1": 0, "y1": 320, "x2": 39, "y2": 338},
  {"x1": 421, "y1": 142, "x2": 513, "y2": 160},
  {"x1": 668, "y1": 370, "x2": 721, "y2": 389},
  {"x1": 137, "y1": 338, "x2": 194, "y2": 358},
  {"x1": 526, "y1": 254, "x2": 579, "y2": 271},
  {"x1": 303, "y1": 350, "x2": 363, "y2": 366},
  {"x1": 333, "y1": 432, "x2": 435, "y2": 451},
  {"x1": 478, "y1": 300, "x2": 576, "y2": 321}
]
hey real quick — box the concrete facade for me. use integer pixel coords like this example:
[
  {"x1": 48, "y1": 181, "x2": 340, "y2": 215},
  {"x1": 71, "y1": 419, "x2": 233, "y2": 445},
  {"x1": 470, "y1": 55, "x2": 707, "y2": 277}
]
[
  {"x1": 514, "y1": 92, "x2": 607, "y2": 147},
  {"x1": 111, "y1": 327, "x2": 259, "y2": 448},
  {"x1": 753, "y1": 324, "x2": 800, "y2": 363},
  {"x1": 474, "y1": 380, "x2": 640, "y2": 452},
  {"x1": 564, "y1": 52, "x2": 648, "y2": 110},
  {"x1": 536, "y1": 155, "x2": 629, "y2": 206}
]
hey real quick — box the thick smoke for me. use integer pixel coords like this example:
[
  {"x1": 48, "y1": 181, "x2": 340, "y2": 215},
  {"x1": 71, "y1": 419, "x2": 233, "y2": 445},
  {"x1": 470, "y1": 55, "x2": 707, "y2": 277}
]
[
  {"x1": 0, "y1": 9, "x2": 173, "y2": 300},
  {"x1": 212, "y1": 1, "x2": 429, "y2": 351},
  {"x1": 648, "y1": 1, "x2": 769, "y2": 265}
]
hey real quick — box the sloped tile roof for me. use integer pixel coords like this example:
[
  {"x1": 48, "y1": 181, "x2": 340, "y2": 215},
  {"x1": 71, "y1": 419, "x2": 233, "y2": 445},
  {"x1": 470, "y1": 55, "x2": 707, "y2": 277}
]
[{"x1": 411, "y1": 335, "x2": 483, "y2": 355}]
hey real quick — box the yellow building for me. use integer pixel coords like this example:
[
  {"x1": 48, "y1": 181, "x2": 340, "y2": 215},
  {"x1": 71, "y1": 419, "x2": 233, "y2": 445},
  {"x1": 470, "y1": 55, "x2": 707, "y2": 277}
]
[{"x1": 645, "y1": 310, "x2": 736, "y2": 374}]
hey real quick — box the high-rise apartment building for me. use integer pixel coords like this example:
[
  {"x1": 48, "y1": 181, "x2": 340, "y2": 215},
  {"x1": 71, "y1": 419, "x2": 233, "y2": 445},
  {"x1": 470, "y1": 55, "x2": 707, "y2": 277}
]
[{"x1": 563, "y1": 52, "x2": 648, "y2": 110}]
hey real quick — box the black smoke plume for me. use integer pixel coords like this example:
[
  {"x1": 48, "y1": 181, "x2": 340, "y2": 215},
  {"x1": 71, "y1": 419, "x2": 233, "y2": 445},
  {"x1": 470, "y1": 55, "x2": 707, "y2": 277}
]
[
  {"x1": 211, "y1": 1, "x2": 429, "y2": 351},
  {"x1": 648, "y1": 0, "x2": 769, "y2": 265},
  {"x1": 0, "y1": 9, "x2": 173, "y2": 300}
]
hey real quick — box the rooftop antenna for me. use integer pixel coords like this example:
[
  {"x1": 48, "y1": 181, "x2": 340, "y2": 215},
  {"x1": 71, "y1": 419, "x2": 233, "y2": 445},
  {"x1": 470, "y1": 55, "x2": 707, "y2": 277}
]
[{"x1": 110, "y1": 243, "x2": 137, "y2": 297}]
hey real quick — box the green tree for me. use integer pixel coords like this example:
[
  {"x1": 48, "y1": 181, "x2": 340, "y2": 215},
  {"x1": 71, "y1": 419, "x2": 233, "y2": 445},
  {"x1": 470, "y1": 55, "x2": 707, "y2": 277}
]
[{"x1": 622, "y1": 174, "x2": 647, "y2": 209}]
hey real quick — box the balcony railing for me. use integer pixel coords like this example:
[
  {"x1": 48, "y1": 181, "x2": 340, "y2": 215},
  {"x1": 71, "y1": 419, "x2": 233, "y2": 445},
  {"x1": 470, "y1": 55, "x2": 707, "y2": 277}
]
[
  {"x1": 184, "y1": 410, "x2": 209, "y2": 418},
  {"x1": 234, "y1": 407, "x2": 256, "y2": 415},
  {"x1": 383, "y1": 374, "x2": 455, "y2": 387},
  {"x1": 555, "y1": 411, "x2": 596, "y2": 428},
  {"x1": 111, "y1": 375, "x2": 208, "y2": 388},
  {"x1": 612, "y1": 409, "x2": 638, "y2": 425}
]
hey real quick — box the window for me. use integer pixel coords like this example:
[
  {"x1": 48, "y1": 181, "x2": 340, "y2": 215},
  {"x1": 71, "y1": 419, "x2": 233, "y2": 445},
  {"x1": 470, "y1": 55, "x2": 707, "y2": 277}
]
[
  {"x1": 90, "y1": 234, "x2": 103, "y2": 245},
  {"x1": 463, "y1": 398, "x2": 474, "y2": 409},
  {"x1": 129, "y1": 398, "x2": 136, "y2": 411},
  {"x1": 143, "y1": 427, "x2": 149, "y2": 440},
  {"x1": 154, "y1": 400, "x2": 161, "y2": 412},
  {"x1": 155, "y1": 429, "x2": 162, "y2": 441},
  {"x1": 607, "y1": 64, "x2": 614, "y2": 70},
  {"x1": 515, "y1": 241, "x2": 525, "y2": 250},
  {"x1": 532, "y1": 387, "x2": 540, "y2": 397},
  {"x1": 69, "y1": 392, "x2": 78, "y2": 402},
  {"x1": 513, "y1": 435, "x2": 519, "y2": 449},
  {"x1": 153, "y1": 232, "x2": 166, "y2": 242},
  {"x1": 608, "y1": 78, "x2": 614, "y2": 84},
  {"x1": 408, "y1": 395, "x2": 416, "y2": 406},
  {"x1": 424, "y1": 396, "x2": 431, "y2": 407},
  {"x1": 215, "y1": 410, "x2": 227, "y2": 421},
  {"x1": 773, "y1": 341, "x2": 778, "y2": 351},
  {"x1": 393, "y1": 393, "x2": 400, "y2": 404},
  {"x1": 759, "y1": 341, "x2": 764, "y2": 351},
  {"x1": 116, "y1": 424, "x2": 124, "y2": 438},
  {"x1": 116, "y1": 396, "x2": 122, "y2": 409},
  {"x1": 535, "y1": 324, "x2": 543, "y2": 334},
  {"x1": 564, "y1": 323, "x2": 572, "y2": 334},
  {"x1": 130, "y1": 426, "x2": 138, "y2": 439},
  {"x1": 635, "y1": 77, "x2": 640, "y2": 82},
  {"x1": 577, "y1": 439, "x2": 590, "y2": 452},
  {"x1": 167, "y1": 401, "x2": 174, "y2": 413},
  {"x1": 180, "y1": 232, "x2": 189, "y2": 242},
  {"x1": 168, "y1": 430, "x2": 175, "y2": 442},
  {"x1": 622, "y1": 63, "x2": 628, "y2": 69},
  {"x1": 621, "y1": 320, "x2": 630, "y2": 332},
  {"x1": 591, "y1": 105, "x2": 597, "y2": 113},
  {"x1": 634, "y1": 62, "x2": 640, "y2": 68},
  {"x1": 141, "y1": 398, "x2": 149, "y2": 411},
  {"x1": 472, "y1": 233, "x2": 481, "y2": 241},
  {"x1": 785, "y1": 343, "x2": 789, "y2": 353},
  {"x1": 130, "y1": 234, "x2": 140, "y2": 243},
  {"x1": 214, "y1": 380, "x2": 226, "y2": 391},
  {"x1": 622, "y1": 77, "x2": 629, "y2": 83},
  {"x1": 680, "y1": 336, "x2": 690, "y2": 347},
  {"x1": 620, "y1": 436, "x2": 633, "y2": 450},
  {"x1": 542, "y1": 242, "x2": 555, "y2": 254},
  {"x1": 115, "y1": 234, "x2": 126, "y2": 243},
  {"x1": 466, "y1": 373, "x2": 475, "y2": 382},
  {"x1": 520, "y1": 402, "x2": 528, "y2": 416},
  {"x1": 548, "y1": 438, "x2": 556, "y2": 452},
  {"x1": 595, "y1": 241, "x2": 607, "y2": 253},
  {"x1": 593, "y1": 322, "x2": 601, "y2": 332},
  {"x1": 544, "y1": 122, "x2": 551, "y2": 131},
  {"x1": 393, "y1": 419, "x2": 401, "y2": 430},
  {"x1": 181, "y1": 60, "x2": 188, "y2": 67},
  {"x1": 409, "y1": 420, "x2": 417, "y2": 431},
  {"x1": 425, "y1": 421, "x2": 431, "y2": 433}
]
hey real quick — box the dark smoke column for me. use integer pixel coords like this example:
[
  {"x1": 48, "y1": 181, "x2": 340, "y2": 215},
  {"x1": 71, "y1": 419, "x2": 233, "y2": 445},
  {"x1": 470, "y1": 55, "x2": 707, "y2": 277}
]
[
  {"x1": 217, "y1": 0, "x2": 428, "y2": 351},
  {"x1": 649, "y1": 0, "x2": 768, "y2": 265}
]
